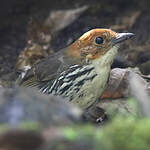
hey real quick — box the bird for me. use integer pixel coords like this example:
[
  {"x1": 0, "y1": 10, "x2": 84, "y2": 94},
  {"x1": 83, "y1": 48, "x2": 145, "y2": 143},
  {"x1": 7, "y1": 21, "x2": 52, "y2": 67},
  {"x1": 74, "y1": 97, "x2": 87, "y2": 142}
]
[{"x1": 18, "y1": 29, "x2": 134, "y2": 109}]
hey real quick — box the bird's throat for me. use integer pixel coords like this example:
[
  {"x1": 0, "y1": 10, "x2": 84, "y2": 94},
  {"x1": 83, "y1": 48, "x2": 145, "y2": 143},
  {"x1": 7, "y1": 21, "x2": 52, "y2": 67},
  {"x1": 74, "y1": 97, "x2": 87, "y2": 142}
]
[{"x1": 92, "y1": 45, "x2": 119, "y2": 69}]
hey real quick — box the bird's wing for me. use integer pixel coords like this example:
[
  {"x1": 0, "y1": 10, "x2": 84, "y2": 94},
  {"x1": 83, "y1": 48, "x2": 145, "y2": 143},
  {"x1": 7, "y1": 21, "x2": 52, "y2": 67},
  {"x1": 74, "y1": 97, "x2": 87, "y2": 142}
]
[{"x1": 19, "y1": 51, "x2": 66, "y2": 87}]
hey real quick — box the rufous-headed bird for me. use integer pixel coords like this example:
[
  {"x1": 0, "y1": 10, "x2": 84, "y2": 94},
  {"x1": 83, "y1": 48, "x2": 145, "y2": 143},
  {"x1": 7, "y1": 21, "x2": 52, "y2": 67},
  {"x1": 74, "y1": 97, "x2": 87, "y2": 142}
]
[{"x1": 19, "y1": 29, "x2": 134, "y2": 109}]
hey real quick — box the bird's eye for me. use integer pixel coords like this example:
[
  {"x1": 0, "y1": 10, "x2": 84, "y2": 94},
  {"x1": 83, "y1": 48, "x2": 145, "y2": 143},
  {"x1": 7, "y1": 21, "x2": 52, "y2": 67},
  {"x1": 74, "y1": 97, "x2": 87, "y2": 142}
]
[{"x1": 95, "y1": 37, "x2": 104, "y2": 44}]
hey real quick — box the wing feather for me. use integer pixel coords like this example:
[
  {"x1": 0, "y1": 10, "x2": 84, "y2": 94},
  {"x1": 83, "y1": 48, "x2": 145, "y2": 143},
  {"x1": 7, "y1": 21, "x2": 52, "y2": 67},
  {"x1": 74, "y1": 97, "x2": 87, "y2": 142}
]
[{"x1": 19, "y1": 52, "x2": 63, "y2": 87}]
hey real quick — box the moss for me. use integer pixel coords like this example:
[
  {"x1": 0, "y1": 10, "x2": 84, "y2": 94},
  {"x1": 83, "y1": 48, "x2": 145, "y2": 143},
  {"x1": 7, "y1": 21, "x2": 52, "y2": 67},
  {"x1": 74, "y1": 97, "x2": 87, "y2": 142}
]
[
  {"x1": 0, "y1": 121, "x2": 41, "y2": 133},
  {"x1": 19, "y1": 121, "x2": 41, "y2": 130},
  {"x1": 100, "y1": 118, "x2": 150, "y2": 150},
  {"x1": 1, "y1": 118, "x2": 150, "y2": 150},
  {"x1": 60, "y1": 117, "x2": 150, "y2": 150},
  {"x1": 63, "y1": 128, "x2": 78, "y2": 141}
]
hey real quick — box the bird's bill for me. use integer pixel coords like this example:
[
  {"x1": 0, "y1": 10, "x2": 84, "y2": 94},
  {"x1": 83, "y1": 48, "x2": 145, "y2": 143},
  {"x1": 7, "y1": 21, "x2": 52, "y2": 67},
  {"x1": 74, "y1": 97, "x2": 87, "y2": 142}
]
[{"x1": 112, "y1": 32, "x2": 134, "y2": 45}]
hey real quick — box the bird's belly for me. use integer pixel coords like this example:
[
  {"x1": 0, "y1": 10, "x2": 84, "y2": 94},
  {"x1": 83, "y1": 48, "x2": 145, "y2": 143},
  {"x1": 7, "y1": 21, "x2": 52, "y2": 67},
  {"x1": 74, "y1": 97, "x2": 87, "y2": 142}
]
[
  {"x1": 68, "y1": 66, "x2": 110, "y2": 109},
  {"x1": 62, "y1": 68, "x2": 110, "y2": 109}
]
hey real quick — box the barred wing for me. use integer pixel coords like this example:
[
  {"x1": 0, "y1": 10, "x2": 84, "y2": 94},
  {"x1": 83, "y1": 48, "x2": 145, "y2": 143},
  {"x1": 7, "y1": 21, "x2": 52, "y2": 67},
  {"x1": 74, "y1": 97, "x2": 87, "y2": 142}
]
[{"x1": 40, "y1": 64, "x2": 97, "y2": 98}]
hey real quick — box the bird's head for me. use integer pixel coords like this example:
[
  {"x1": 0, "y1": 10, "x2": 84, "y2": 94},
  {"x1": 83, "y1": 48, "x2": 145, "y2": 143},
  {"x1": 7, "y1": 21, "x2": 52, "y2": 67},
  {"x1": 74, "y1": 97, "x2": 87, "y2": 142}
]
[{"x1": 67, "y1": 29, "x2": 134, "y2": 62}]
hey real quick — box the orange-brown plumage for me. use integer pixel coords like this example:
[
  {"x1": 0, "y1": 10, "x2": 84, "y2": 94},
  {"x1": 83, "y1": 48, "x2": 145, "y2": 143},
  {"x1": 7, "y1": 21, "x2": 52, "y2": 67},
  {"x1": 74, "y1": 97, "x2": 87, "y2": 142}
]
[{"x1": 66, "y1": 29, "x2": 118, "y2": 60}]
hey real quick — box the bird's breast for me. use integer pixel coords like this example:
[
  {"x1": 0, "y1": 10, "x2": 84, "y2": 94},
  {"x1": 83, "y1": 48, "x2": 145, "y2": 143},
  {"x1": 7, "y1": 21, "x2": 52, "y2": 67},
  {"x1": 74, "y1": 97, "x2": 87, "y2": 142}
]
[
  {"x1": 39, "y1": 63, "x2": 111, "y2": 109},
  {"x1": 71, "y1": 65, "x2": 111, "y2": 108}
]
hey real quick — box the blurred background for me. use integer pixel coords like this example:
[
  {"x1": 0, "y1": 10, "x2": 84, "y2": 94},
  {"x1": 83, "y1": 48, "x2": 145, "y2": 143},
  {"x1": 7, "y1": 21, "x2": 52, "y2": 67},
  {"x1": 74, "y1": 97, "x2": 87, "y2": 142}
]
[
  {"x1": 1, "y1": 1, "x2": 150, "y2": 150},
  {"x1": 0, "y1": 0, "x2": 150, "y2": 77}
]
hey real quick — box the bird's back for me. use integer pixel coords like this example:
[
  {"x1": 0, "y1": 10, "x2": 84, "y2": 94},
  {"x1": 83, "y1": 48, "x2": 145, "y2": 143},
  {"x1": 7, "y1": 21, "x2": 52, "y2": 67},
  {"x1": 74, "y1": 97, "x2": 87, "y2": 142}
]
[{"x1": 19, "y1": 49, "x2": 66, "y2": 88}]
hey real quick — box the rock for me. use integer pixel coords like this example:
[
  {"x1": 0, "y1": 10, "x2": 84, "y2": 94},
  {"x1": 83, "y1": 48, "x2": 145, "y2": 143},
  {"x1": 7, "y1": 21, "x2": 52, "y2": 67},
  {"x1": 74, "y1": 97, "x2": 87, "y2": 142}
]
[
  {"x1": 138, "y1": 60, "x2": 150, "y2": 75},
  {"x1": 0, "y1": 87, "x2": 82, "y2": 128}
]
